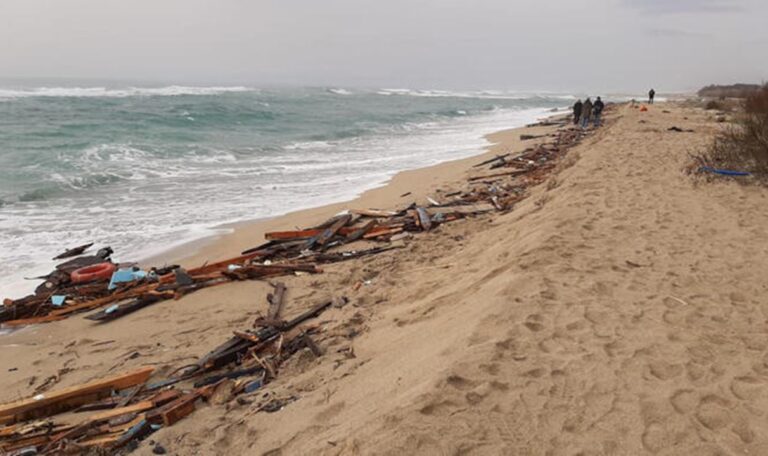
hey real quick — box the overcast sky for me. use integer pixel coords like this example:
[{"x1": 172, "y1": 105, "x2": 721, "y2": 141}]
[{"x1": 1, "y1": 0, "x2": 766, "y2": 92}]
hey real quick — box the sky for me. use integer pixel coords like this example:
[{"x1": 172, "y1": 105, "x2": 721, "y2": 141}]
[{"x1": 1, "y1": 0, "x2": 766, "y2": 92}]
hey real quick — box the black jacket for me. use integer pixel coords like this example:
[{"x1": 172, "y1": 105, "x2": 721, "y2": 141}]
[
  {"x1": 573, "y1": 101, "x2": 583, "y2": 116},
  {"x1": 593, "y1": 99, "x2": 605, "y2": 114}
]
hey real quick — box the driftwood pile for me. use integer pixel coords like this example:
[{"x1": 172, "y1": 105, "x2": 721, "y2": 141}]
[
  {"x1": 1, "y1": 204, "x2": 498, "y2": 329},
  {"x1": 0, "y1": 284, "x2": 340, "y2": 454}
]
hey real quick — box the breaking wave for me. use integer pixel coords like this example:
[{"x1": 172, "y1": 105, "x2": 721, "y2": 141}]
[{"x1": 0, "y1": 85, "x2": 253, "y2": 99}]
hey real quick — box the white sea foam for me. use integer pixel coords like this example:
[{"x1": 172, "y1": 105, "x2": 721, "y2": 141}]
[
  {"x1": 0, "y1": 85, "x2": 253, "y2": 99},
  {"x1": 328, "y1": 88, "x2": 353, "y2": 95},
  {"x1": 374, "y1": 88, "x2": 569, "y2": 100}
]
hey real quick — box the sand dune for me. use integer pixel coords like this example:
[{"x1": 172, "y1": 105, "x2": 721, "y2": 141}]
[{"x1": 3, "y1": 103, "x2": 768, "y2": 455}]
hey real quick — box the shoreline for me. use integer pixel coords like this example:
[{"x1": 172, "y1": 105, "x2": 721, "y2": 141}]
[
  {"x1": 1, "y1": 107, "x2": 567, "y2": 301},
  {"x1": 143, "y1": 115, "x2": 566, "y2": 271}
]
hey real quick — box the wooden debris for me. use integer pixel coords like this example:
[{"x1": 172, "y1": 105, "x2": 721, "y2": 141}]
[
  {"x1": 52, "y1": 242, "x2": 94, "y2": 260},
  {"x1": 267, "y1": 282, "x2": 287, "y2": 320},
  {"x1": 468, "y1": 169, "x2": 529, "y2": 182},
  {"x1": 416, "y1": 207, "x2": 432, "y2": 231},
  {"x1": 0, "y1": 367, "x2": 154, "y2": 425}
]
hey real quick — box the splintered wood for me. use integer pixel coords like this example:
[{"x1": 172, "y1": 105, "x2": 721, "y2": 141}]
[{"x1": 0, "y1": 286, "x2": 341, "y2": 454}]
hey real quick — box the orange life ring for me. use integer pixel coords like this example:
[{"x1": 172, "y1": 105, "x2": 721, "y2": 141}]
[{"x1": 71, "y1": 262, "x2": 117, "y2": 284}]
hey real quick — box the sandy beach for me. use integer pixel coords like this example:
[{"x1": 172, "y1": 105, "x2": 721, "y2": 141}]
[{"x1": 3, "y1": 101, "x2": 768, "y2": 455}]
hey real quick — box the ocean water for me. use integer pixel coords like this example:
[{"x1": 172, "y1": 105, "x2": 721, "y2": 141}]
[{"x1": 0, "y1": 84, "x2": 571, "y2": 299}]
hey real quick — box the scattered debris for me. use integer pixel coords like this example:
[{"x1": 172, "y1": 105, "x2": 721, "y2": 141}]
[
  {"x1": 52, "y1": 242, "x2": 94, "y2": 261},
  {"x1": 668, "y1": 126, "x2": 694, "y2": 133},
  {"x1": 0, "y1": 109, "x2": 600, "y2": 454},
  {"x1": 699, "y1": 166, "x2": 750, "y2": 177},
  {"x1": 0, "y1": 287, "x2": 341, "y2": 453}
]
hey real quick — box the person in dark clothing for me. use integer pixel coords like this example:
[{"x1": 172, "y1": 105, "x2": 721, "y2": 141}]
[
  {"x1": 649, "y1": 88, "x2": 656, "y2": 104},
  {"x1": 581, "y1": 98, "x2": 593, "y2": 128},
  {"x1": 592, "y1": 96, "x2": 605, "y2": 127},
  {"x1": 573, "y1": 100, "x2": 583, "y2": 125}
]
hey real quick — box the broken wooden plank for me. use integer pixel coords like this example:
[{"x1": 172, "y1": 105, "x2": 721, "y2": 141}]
[
  {"x1": 146, "y1": 392, "x2": 200, "y2": 427},
  {"x1": 468, "y1": 169, "x2": 529, "y2": 182},
  {"x1": 416, "y1": 207, "x2": 432, "y2": 231},
  {"x1": 87, "y1": 401, "x2": 154, "y2": 423},
  {"x1": 317, "y1": 214, "x2": 352, "y2": 246},
  {"x1": 52, "y1": 242, "x2": 94, "y2": 260},
  {"x1": 184, "y1": 251, "x2": 269, "y2": 277},
  {"x1": 344, "y1": 220, "x2": 376, "y2": 242},
  {"x1": 0, "y1": 366, "x2": 154, "y2": 425},
  {"x1": 302, "y1": 334, "x2": 324, "y2": 357},
  {"x1": 223, "y1": 263, "x2": 321, "y2": 281},
  {"x1": 264, "y1": 227, "x2": 357, "y2": 241},
  {"x1": 267, "y1": 282, "x2": 286, "y2": 320},
  {"x1": 1, "y1": 314, "x2": 67, "y2": 328},
  {"x1": 304, "y1": 245, "x2": 402, "y2": 264},
  {"x1": 311, "y1": 213, "x2": 352, "y2": 249},
  {"x1": 362, "y1": 226, "x2": 403, "y2": 240},
  {"x1": 473, "y1": 153, "x2": 511, "y2": 168},
  {"x1": 349, "y1": 209, "x2": 398, "y2": 218},
  {"x1": 111, "y1": 418, "x2": 151, "y2": 449},
  {"x1": 84, "y1": 294, "x2": 169, "y2": 322}
]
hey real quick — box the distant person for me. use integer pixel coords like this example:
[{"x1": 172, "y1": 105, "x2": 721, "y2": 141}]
[
  {"x1": 593, "y1": 97, "x2": 605, "y2": 127},
  {"x1": 573, "y1": 99, "x2": 583, "y2": 125},
  {"x1": 581, "y1": 98, "x2": 593, "y2": 128},
  {"x1": 648, "y1": 88, "x2": 656, "y2": 104}
]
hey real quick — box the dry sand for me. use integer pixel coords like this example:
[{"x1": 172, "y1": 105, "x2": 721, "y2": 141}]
[{"x1": 3, "y1": 102, "x2": 768, "y2": 455}]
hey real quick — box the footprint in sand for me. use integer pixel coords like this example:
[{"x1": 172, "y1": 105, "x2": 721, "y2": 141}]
[
  {"x1": 730, "y1": 375, "x2": 765, "y2": 401},
  {"x1": 695, "y1": 395, "x2": 732, "y2": 431},
  {"x1": 670, "y1": 389, "x2": 697, "y2": 414}
]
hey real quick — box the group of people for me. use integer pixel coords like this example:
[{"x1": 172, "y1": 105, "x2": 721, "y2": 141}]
[{"x1": 572, "y1": 97, "x2": 604, "y2": 128}]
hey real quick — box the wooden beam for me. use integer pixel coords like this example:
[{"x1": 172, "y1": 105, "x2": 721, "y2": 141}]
[
  {"x1": 264, "y1": 227, "x2": 357, "y2": 241},
  {"x1": 468, "y1": 169, "x2": 528, "y2": 182},
  {"x1": 267, "y1": 282, "x2": 287, "y2": 320},
  {"x1": 314, "y1": 214, "x2": 352, "y2": 247},
  {"x1": 0, "y1": 367, "x2": 154, "y2": 425},
  {"x1": 416, "y1": 207, "x2": 432, "y2": 231},
  {"x1": 345, "y1": 220, "x2": 376, "y2": 242},
  {"x1": 362, "y1": 226, "x2": 403, "y2": 239},
  {"x1": 146, "y1": 392, "x2": 200, "y2": 427},
  {"x1": 87, "y1": 401, "x2": 154, "y2": 423},
  {"x1": 1, "y1": 315, "x2": 67, "y2": 328},
  {"x1": 349, "y1": 209, "x2": 398, "y2": 218}
]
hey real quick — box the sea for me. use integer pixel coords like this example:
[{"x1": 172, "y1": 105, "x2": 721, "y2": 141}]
[{"x1": 0, "y1": 83, "x2": 574, "y2": 300}]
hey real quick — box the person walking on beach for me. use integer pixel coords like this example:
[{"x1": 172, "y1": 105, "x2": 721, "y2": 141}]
[
  {"x1": 581, "y1": 97, "x2": 593, "y2": 129},
  {"x1": 573, "y1": 99, "x2": 583, "y2": 125},
  {"x1": 593, "y1": 96, "x2": 605, "y2": 127},
  {"x1": 648, "y1": 88, "x2": 656, "y2": 104}
]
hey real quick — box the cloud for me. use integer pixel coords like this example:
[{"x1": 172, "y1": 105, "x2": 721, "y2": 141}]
[{"x1": 625, "y1": 0, "x2": 744, "y2": 14}]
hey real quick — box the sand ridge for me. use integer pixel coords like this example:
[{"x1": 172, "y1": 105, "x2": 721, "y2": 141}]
[{"x1": 3, "y1": 103, "x2": 768, "y2": 455}]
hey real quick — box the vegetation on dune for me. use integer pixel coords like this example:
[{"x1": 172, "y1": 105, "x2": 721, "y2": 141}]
[
  {"x1": 698, "y1": 83, "x2": 761, "y2": 99},
  {"x1": 703, "y1": 84, "x2": 768, "y2": 180}
]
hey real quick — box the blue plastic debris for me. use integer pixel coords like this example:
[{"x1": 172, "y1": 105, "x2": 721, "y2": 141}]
[
  {"x1": 244, "y1": 378, "x2": 263, "y2": 393},
  {"x1": 108, "y1": 268, "x2": 148, "y2": 290},
  {"x1": 51, "y1": 295, "x2": 66, "y2": 307},
  {"x1": 700, "y1": 166, "x2": 751, "y2": 176}
]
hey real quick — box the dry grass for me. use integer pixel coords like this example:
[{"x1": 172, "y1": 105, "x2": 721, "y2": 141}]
[{"x1": 702, "y1": 84, "x2": 768, "y2": 180}]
